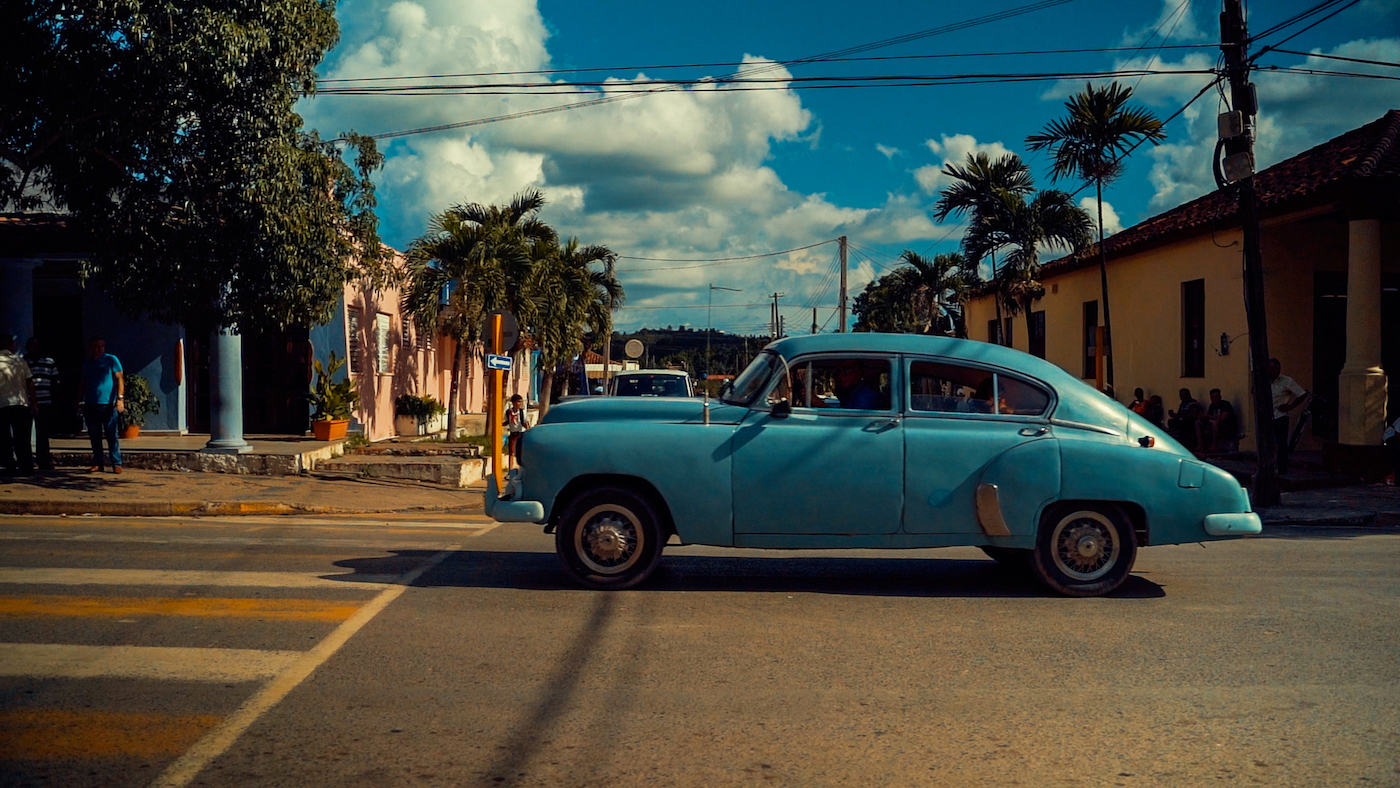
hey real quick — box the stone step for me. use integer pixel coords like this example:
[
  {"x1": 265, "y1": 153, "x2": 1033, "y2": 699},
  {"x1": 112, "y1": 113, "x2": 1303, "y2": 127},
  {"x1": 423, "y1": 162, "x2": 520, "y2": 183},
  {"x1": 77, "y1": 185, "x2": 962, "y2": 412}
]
[{"x1": 318, "y1": 455, "x2": 486, "y2": 488}]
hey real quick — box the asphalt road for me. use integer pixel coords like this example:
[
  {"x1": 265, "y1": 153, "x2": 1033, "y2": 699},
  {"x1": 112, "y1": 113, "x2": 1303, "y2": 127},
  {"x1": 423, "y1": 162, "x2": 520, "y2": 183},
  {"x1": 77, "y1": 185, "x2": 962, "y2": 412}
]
[{"x1": 0, "y1": 513, "x2": 1396, "y2": 788}]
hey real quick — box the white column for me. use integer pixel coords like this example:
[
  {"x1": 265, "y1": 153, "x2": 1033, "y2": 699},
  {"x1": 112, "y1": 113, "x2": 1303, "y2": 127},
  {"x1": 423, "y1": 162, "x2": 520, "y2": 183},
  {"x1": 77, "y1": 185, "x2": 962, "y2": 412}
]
[{"x1": 1336, "y1": 218, "x2": 1386, "y2": 445}]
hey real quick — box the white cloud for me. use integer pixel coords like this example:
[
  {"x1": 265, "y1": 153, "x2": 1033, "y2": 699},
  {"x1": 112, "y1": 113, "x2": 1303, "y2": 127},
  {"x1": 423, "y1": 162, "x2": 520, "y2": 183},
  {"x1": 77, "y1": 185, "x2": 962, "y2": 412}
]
[
  {"x1": 1146, "y1": 37, "x2": 1400, "y2": 210},
  {"x1": 876, "y1": 144, "x2": 903, "y2": 159},
  {"x1": 912, "y1": 134, "x2": 1015, "y2": 194},
  {"x1": 1079, "y1": 197, "x2": 1123, "y2": 236}
]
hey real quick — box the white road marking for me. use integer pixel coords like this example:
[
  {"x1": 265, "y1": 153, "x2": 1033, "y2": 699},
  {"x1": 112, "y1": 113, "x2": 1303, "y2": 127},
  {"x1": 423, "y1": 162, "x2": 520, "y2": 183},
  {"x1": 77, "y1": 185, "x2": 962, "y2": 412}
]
[
  {"x1": 0, "y1": 644, "x2": 300, "y2": 682},
  {"x1": 0, "y1": 568, "x2": 395, "y2": 588},
  {"x1": 148, "y1": 546, "x2": 458, "y2": 788}
]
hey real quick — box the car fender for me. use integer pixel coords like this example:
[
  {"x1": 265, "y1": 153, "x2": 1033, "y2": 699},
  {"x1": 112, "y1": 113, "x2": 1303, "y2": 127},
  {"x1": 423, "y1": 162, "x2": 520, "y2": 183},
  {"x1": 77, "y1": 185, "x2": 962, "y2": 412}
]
[
  {"x1": 523, "y1": 420, "x2": 735, "y2": 546},
  {"x1": 975, "y1": 437, "x2": 1060, "y2": 548}
]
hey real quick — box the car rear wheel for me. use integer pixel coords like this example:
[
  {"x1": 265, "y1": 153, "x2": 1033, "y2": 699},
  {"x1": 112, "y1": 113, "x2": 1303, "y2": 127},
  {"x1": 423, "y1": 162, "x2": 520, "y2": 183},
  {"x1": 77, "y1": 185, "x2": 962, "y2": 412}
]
[
  {"x1": 1031, "y1": 504, "x2": 1137, "y2": 597},
  {"x1": 555, "y1": 487, "x2": 665, "y2": 589}
]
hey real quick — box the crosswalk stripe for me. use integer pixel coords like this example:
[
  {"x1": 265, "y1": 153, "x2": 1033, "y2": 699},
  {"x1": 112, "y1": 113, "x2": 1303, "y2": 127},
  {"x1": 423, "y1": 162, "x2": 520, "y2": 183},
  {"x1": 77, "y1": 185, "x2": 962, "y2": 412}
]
[
  {"x1": 0, "y1": 595, "x2": 361, "y2": 621},
  {"x1": 0, "y1": 709, "x2": 223, "y2": 760},
  {"x1": 0, "y1": 643, "x2": 300, "y2": 682},
  {"x1": 0, "y1": 568, "x2": 396, "y2": 588}
]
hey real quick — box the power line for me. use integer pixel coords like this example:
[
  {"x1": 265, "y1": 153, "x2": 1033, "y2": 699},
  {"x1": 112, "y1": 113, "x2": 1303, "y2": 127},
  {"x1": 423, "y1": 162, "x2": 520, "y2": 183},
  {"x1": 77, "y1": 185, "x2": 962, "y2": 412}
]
[
  {"x1": 617, "y1": 240, "x2": 838, "y2": 272},
  {"x1": 358, "y1": 0, "x2": 1080, "y2": 140},
  {"x1": 1266, "y1": 49, "x2": 1400, "y2": 69}
]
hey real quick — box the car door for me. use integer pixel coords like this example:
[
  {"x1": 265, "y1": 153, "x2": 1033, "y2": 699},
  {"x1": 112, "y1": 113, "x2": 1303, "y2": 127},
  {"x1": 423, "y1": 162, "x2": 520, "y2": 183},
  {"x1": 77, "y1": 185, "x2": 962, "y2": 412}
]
[
  {"x1": 902, "y1": 357, "x2": 1060, "y2": 535},
  {"x1": 732, "y1": 354, "x2": 903, "y2": 535}
]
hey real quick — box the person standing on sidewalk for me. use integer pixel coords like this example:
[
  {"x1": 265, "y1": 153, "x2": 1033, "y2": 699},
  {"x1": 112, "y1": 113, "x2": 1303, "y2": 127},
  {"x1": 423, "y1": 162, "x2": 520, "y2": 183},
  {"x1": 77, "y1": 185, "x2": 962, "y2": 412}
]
[
  {"x1": 24, "y1": 338, "x2": 58, "y2": 471},
  {"x1": 81, "y1": 337, "x2": 124, "y2": 474},
  {"x1": 504, "y1": 394, "x2": 529, "y2": 469},
  {"x1": 1270, "y1": 358, "x2": 1308, "y2": 475},
  {"x1": 0, "y1": 334, "x2": 37, "y2": 476}
]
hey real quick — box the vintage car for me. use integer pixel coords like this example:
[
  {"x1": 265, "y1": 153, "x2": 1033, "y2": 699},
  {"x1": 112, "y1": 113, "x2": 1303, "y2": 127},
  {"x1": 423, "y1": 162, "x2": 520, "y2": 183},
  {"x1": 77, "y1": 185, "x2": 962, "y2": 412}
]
[
  {"x1": 609, "y1": 369, "x2": 694, "y2": 397},
  {"x1": 486, "y1": 334, "x2": 1261, "y2": 596}
]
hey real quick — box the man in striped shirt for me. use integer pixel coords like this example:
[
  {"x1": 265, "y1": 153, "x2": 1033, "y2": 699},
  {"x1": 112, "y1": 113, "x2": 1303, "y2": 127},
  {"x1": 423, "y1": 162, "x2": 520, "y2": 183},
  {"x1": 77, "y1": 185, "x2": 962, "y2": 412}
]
[{"x1": 24, "y1": 338, "x2": 58, "y2": 471}]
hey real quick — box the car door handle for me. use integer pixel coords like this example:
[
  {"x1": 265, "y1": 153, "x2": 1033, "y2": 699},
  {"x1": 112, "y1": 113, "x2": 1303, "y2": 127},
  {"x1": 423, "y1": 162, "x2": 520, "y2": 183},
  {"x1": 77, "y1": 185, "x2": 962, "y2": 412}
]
[{"x1": 1018, "y1": 426, "x2": 1049, "y2": 437}]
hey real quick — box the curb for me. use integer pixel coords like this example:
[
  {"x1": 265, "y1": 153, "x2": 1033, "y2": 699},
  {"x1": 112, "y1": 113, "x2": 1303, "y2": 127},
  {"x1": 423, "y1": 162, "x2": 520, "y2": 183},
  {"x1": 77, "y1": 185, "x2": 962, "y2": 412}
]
[
  {"x1": 1259, "y1": 508, "x2": 1377, "y2": 527},
  {"x1": 0, "y1": 500, "x2": 485, "y2": 518}
]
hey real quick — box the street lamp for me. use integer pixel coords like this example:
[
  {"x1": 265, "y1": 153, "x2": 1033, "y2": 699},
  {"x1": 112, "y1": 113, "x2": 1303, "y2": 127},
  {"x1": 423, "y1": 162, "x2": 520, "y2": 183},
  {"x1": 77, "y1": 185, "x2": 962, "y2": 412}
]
[{"x1": 708, "y1": 284, "x2": 742, "y2": 376}]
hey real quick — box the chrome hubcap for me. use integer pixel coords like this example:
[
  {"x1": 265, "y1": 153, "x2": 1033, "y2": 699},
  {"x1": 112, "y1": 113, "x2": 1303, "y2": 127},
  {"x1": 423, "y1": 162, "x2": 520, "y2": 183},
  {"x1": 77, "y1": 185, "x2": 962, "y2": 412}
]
[
  {"x1": 575, "y1": 504, "x2": 643, "y2": 575},
  {"x1": 1051, "y1": 511, "x2": 1119, "y2": 582}
]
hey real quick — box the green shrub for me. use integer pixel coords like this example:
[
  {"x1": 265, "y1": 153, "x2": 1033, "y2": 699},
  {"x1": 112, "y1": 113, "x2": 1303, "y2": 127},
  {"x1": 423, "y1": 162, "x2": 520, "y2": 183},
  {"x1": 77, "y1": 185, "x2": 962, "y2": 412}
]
[
  {"x1": 394, "y1": 393, "x2": 446, "y2": 419},
  {"x1": 118, "y1": 373, "x2": 161, "y2": 430},
  {"x1": 309, "y1": 351, "x2": 359, "y2": 421}
]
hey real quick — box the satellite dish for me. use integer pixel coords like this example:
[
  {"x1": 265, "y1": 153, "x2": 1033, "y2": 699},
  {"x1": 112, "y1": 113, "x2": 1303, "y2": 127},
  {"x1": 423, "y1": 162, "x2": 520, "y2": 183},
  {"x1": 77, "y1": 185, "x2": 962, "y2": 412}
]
[{"x1": 624, "y1": 339, "x2": 644, "y2": 359}]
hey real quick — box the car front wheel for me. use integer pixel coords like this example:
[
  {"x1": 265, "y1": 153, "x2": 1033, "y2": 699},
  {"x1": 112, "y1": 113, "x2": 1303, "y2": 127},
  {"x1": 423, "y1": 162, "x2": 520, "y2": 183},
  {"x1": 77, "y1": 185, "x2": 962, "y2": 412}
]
[
  {"x1": 1031, "y1": 504, "x2": 1137, "y2": 597},
  {"x1": 555, "y1": 487, "x2": 665, "y2": 589}
]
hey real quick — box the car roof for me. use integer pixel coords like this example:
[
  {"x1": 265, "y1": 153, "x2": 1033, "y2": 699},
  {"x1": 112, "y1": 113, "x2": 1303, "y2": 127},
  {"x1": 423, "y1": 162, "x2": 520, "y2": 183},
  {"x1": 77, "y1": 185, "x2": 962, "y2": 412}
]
[
  {"x1": 618, "y1": 369, "x2": 689, "y2": 376},
  {"x1": 766, "y1": 333, "x2": 1128, "y2": 430}
]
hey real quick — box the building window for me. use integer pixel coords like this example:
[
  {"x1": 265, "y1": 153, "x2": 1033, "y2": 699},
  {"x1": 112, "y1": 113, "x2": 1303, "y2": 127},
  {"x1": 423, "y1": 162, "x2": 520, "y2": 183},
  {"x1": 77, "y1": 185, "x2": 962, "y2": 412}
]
[
  {"x1": 1029, "y1": 310, "x2": 1046, "y2": 359},
  {"x1": 347, "y1": 307, "x2": 362, "y2": 374},
  {"x1": 417, "y1": 325, "x2": 434, "y2": 351},
  {"x1": 401, "y1": 319, "x2": 413, "y2": 350},
  {"x1": 1002, "y1": 317, "x2": 1013, "y2": 349},
  {"x1": 988, "y1": 319, "x2": 1000, "y2": 344},
  {"x1": 376, "y1": 313, "x2": 391, "y2": 374},
  {"x1": 1182, "y1": 279, "x2": 1206, "y2": 378},
  {"x1": 1083, "y1": 300, "x2": 1099, "y2": 379}
]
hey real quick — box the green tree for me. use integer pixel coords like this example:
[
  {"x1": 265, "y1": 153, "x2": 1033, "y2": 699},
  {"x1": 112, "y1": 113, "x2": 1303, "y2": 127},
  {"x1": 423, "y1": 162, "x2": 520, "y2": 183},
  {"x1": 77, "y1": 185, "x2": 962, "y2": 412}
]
[
  {"x1": 402, "y1": 190, "x2": 553, "y2": 440},
  {"x1": 932, "y1": 153, "x2": 1036, "y2": 344},
  {"x1": 963, "y1": 189, "x2": 1093, "y2": 345},
  {"x1": 1026, "y1": 81, "x2": 1165, "y2": 388},
  {"x1": 851, "y1": 252, "x2": 971, "y2": 336},
  {"x1": 528, "y1": 236, "x2": 624, "y2": 417},
  {"x1": 3, "y1": 0, "x2": 390, "y2": 334}
]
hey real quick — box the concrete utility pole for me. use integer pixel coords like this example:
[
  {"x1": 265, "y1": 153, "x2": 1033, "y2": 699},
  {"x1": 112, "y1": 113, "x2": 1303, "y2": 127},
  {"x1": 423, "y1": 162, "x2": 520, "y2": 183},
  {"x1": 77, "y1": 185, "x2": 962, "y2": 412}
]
[
  {"x1": 769, "y1": 292, "x2": 785, "y2": 339},
  {"x1": 1220, "y1": 0, "x2": 1279, "y2": 507},
  {"x1": 812, "y1": 308, "x2": 818, "y2": 335},
  {"x1": 838, "y1": 236, "x2": 848, "y2": 332}
]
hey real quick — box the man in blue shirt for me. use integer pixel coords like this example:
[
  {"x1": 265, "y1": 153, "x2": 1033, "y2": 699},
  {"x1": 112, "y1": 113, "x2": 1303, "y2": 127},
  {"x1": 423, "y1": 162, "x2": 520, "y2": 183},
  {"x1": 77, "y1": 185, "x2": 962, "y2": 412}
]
[{"x1": 81, "y1": 337, "x2": 124, "y2": 473}]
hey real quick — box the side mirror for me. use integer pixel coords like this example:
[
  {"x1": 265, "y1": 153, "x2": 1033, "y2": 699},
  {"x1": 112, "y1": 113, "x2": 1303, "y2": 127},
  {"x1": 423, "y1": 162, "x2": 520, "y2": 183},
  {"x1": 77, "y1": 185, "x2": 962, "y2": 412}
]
[
  {"x1": 770, "y1": 400, "x2": 792, "y2": 419},
  {"x1": 719, "y1": 380, "x2": 732, "y2": 397}
]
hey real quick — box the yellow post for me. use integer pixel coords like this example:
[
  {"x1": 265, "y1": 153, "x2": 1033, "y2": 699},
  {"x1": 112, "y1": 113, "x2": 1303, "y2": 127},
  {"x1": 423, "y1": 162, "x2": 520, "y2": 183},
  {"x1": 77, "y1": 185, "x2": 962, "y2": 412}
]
[
  {"x1": 490, "y1": 314, "x2": 506, "y2": 493},
  {"x1": 1095, "y1": 325, "x2": 1106, "y2": 393}
]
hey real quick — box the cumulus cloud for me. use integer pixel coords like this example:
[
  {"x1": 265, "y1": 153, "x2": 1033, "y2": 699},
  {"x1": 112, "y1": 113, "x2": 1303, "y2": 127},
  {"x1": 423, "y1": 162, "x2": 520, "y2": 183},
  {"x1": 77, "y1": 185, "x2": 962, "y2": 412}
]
[
  {"x1": 876, "y1": 144, "x2": 903, "y2": 158},
  {"x1": 912, "y1": 134, "x2": 1016, "y2": 194},
  {"x1": 1146, "y1": 37, "x2": 1400, "y2": 210},
  {"x1": 1079, "y1": 197, "x2": 1123, "y2": 236}
]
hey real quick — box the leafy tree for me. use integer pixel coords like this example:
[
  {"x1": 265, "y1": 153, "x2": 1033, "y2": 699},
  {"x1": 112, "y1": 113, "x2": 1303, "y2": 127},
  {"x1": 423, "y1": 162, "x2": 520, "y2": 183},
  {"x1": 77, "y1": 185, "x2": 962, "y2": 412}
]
[
  {"x1": 932, "y1": 153, "x2": 1036, "y2": 344},
  {"x1": 852, "y1": 251, "x2": 971, "y2": 336},
  {"x1": 963, "y1": 189, "x2": 1093, "y2": 345},
  {"x1": 1026, "y1": 81, "x2": 1165, "y2": 389},
  {"x1": 3, "y1": 0, "x2": 390, "y2": 334},
  {"x1": 527, "y1": 236, "x2": 623, "y2": 417},
  {"x1": 402, "y1": 190, "x2": 552, "y2": 440}
]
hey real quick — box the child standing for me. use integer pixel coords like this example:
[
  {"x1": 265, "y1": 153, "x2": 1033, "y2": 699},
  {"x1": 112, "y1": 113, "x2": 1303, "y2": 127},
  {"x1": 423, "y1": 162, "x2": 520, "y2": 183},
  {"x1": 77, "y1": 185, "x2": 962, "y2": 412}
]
[{"x1": 504, "y1": 394, "x2": 529, "y2": 468}]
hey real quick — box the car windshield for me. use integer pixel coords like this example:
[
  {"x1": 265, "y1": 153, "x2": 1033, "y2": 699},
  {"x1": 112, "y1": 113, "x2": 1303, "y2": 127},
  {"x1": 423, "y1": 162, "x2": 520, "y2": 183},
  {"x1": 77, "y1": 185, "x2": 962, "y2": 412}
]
[
  {"x1": 614, "y1": 374, "x2": 688, "y2": 396},
  {"x1": 723, "y1": 351, "x2": 781, "y2": 406}
]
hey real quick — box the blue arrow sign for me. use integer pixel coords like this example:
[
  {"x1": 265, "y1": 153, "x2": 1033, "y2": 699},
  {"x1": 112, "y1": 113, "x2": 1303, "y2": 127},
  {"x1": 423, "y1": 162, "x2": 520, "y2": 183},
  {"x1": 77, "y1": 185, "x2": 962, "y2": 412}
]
[{"x1": 486, "y1": 354, "x2": 512, "y2": 371}]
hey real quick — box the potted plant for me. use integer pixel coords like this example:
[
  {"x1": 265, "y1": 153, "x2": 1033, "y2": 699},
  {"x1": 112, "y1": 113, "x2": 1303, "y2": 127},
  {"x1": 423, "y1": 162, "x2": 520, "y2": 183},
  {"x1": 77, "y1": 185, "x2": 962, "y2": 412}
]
[
  {"x1": 309, "y1": 351, "x2": 359, "y2": 441},
  {"x1": 118, "y1": 373, "x2": 161, "y2": 439},
  {"x1": 394, "y1": 393, "x2": 447, "y2": 436}
]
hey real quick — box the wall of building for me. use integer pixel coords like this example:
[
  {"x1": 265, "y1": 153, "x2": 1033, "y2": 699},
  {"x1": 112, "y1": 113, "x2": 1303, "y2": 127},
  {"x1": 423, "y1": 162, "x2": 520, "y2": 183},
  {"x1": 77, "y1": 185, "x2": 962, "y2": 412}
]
[
  {"x1": 81, "y1": 286, "x2": 186, "y2": 433},
  {"x1": 963, "y1": 208, "x2": 1386, "y2": 452}
]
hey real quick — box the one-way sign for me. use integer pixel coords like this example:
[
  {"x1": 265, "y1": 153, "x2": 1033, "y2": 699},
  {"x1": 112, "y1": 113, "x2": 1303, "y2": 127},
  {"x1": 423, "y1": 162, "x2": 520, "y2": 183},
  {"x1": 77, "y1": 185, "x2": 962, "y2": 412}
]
[{"x1": 486, "y1": 354, "x2": 513, "y2": 371}]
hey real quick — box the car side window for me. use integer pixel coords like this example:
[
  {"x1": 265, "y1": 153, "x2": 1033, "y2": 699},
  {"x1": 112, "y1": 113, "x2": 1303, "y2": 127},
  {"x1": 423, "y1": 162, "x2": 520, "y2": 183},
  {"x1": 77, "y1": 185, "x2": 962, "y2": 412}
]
[
  {"x1": 787, "y1": 357, "x2": 891, "y2": 411},
  {"x1": 908, "y1": 361, "x2": 1048, "y2": 416}
]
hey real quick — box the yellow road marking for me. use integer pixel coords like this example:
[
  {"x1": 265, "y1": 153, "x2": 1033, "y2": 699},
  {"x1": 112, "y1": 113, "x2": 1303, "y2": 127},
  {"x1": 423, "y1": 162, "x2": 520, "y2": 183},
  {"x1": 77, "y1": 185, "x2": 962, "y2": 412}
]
[
  {"x1": 0, "y1": 643, "x2": 301, "y2": 682},
  {"x1": 0, "y1": 595, "x2": 359, "y2": 622},
  {"x1": 0, "y1": 709, "x2": 221, "y2": 760}
]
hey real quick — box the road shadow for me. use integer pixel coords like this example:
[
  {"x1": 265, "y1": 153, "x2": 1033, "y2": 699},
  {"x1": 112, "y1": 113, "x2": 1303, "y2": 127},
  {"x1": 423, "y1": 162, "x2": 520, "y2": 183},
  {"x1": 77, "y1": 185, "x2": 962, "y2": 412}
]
[
  {"x1": 0, "y1": 470, "x2": 119, "y2": 492},
  {"x1": 325, "y1": 549, "x2": 1164, "y2": 599}
]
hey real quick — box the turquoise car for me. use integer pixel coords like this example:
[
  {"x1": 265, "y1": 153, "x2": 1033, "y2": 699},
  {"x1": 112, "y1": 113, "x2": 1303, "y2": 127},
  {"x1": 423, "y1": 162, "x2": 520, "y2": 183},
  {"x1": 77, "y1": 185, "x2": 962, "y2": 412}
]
[{"x1": 486, "y1": 334, "x2": 1261, "y2": 597}]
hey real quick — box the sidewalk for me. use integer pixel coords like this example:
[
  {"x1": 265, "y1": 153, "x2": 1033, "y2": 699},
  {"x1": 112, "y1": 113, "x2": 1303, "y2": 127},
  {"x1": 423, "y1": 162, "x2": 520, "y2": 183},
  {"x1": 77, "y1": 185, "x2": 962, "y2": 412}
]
[{"x1": 0, "y1": 467, "x2": 486, "y2": 517}]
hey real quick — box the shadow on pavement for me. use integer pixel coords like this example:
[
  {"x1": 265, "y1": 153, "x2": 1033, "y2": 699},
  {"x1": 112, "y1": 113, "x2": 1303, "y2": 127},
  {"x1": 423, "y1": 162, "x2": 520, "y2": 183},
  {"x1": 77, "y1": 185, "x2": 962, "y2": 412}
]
[
  {"x1": 2, "y1": 470, "x2": 121, "y2": 492},
  {"x1": 1255, "y1": 524, "x2": 1400, "y2": 540},
  {"x1": 326, "y1": 550, "x2": 1165, "y2": 599}
]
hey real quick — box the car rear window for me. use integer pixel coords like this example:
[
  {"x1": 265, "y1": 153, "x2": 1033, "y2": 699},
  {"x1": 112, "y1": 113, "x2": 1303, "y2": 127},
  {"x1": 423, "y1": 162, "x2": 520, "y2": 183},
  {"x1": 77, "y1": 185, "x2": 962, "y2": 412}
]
[{"x1": 908, "y1": 361, "x2": 1048, "y2": 416}]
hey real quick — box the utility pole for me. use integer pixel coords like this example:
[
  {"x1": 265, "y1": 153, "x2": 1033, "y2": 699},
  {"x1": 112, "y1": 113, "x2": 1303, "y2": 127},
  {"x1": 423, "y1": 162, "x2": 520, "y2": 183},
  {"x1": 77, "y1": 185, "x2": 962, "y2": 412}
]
[
  {"x1": 812, "y1": 307, "x2": 818, "y2": 335},
  {"x1": 838, "y1": 235, "x2": 848, "y2": 332},
  {"x1": 1220, "y1": 0, "x2": 1278, "y2": 507},
  {"x1": 770, "y1": 292, "x2": 785, "y2": 339}
]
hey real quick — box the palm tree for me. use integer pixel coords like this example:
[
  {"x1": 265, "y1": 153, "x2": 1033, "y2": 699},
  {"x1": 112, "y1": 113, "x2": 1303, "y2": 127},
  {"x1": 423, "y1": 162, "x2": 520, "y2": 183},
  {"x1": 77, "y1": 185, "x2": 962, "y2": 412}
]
[
  {"x1": 526, "y1": 236, "x2": 624, "y2": 417},
  {"x1": 963, "y1": 189, "x2": 1094, "y2": 345},
  {"x1": 1026, "y1": 81, "x2": 1165, "y2": 389},
  {"x1": 898, "y1": 250, "x2": 972, "y2": 336},
  {"x1": 402, "y1": 189, "x2": 554, "y2": 441},
  {"x1": 933, "y1": 153, "x2": 1036, "y2": 345}
]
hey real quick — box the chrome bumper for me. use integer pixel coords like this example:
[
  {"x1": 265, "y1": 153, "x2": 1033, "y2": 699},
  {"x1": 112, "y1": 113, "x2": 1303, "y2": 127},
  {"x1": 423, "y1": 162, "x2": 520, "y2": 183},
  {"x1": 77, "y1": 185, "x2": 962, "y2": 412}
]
[{"x1": 1203, "y1": 512, "x2": 1262, "y2": 536}]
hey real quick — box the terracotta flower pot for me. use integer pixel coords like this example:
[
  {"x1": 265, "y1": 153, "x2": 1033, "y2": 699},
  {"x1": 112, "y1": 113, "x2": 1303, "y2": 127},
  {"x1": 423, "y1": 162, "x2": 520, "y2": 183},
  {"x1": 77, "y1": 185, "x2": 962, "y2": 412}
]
[
  {"x1": 120, "y1": 425, "x2": 140, "y2": 440},
  {"x1": 312, "y1": 419, "x2": 350, "y2": 441}
]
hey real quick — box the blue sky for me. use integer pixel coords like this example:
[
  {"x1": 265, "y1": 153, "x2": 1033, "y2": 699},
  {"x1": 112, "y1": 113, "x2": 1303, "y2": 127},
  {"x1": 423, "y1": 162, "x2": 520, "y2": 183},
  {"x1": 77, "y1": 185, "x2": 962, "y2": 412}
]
[{"x1": 301, "y1": 0, "x2": 1400, "y2": 335}]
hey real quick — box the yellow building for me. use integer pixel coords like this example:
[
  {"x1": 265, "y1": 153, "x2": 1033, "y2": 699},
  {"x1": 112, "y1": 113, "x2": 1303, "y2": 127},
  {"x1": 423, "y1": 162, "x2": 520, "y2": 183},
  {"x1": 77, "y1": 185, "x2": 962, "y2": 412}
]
[{"x1": 965, "y1": 110, "x2": 1399, "y2": 454}]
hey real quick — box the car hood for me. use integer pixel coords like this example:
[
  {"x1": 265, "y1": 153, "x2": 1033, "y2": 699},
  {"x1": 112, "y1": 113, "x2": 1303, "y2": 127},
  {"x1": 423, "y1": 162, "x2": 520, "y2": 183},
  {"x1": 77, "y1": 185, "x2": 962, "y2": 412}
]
[{"x1": 540, "y1": 397, "x2": 748, "y2": 426}]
